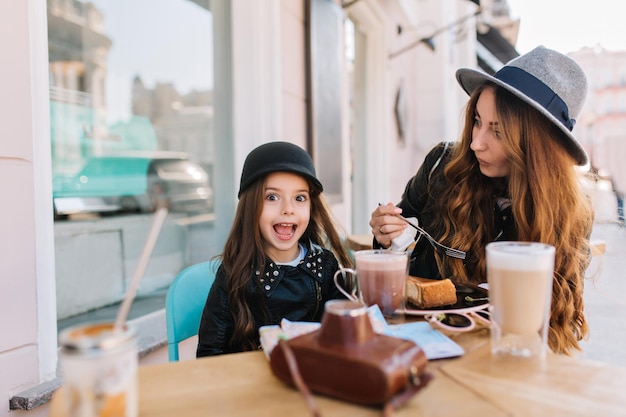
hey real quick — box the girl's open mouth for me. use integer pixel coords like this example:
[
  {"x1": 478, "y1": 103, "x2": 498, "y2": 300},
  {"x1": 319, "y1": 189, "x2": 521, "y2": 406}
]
[{"x1": 274, "y1": 223, "x2": 296, "y2": 239}]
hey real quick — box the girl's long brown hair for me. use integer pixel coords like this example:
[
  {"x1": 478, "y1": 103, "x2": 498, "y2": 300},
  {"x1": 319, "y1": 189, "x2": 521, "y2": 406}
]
[
  {"x1": 219, "y1": 176, "x2": 352, "y2": 351},
  {"x1": 434, "y1": 83, "x2": 593, "y2": 355}
]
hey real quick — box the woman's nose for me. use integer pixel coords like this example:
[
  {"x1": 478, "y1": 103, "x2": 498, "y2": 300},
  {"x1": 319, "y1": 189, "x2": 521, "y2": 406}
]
[{"x1": 470, "y1": 128, "x2": 487, "y2": 151}]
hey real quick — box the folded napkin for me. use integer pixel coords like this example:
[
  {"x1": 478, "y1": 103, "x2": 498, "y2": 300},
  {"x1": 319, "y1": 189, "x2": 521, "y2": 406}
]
[
  {"x1": 390, "y1": 217, "x2": 418, "y2": 251},
  {"x1": 259, "y1": 305, "x2": 389, "y2": 358},
  {"x1": 259, "y1": 304, "x2": 463, "y2": 360}
]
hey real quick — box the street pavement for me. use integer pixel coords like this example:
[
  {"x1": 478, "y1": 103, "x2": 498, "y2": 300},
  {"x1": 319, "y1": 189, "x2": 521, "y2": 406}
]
[{"x1": 579, "y1": 222, "x2": 626, "y2": 365}]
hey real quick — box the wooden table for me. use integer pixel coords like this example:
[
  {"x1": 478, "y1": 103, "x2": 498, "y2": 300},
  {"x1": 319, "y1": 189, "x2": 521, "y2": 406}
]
[
  {"x1": 440, "y1": 343, "x2": 626, "y2": 417},
  {"x1": 49, "y1": 334, "x2": 507, "y2": 417},
  {"x1": 48, "y1": 329, "x2": 626, "y2": 416}
]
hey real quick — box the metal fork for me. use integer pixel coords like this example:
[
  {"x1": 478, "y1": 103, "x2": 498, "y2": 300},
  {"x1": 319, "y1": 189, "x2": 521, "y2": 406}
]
[{"x1": 396, "y1": 214, "x2": 467, "y2": 260}]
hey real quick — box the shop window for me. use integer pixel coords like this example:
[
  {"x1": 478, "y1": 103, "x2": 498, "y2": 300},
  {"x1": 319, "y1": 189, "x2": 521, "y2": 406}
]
[{"x1": 47, "y1": 0, "x2": 221, "y2": 329}]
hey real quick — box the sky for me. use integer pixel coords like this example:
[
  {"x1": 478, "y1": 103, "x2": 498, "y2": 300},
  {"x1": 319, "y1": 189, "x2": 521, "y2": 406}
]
[
  {"x1": 506, "y1": 0, "x2": 626, "y2": 54},
  {"x1": 92, "y1": 0, "x2": 213, "y2": 123}
]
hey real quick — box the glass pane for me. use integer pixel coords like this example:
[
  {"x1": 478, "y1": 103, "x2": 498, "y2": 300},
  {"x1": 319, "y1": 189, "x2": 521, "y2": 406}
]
[{"x1": 47, "y1": 0, "x2": 217, "y2": 329}]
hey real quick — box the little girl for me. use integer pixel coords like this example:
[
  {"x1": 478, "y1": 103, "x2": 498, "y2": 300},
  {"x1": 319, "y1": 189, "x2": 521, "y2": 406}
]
[{"x1": 197, "y1": 141, "x2": 352, "y2": 356}]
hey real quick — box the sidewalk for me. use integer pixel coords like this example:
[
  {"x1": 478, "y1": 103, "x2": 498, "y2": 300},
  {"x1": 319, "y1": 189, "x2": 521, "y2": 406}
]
[{"x1": 579, "y1": 222, "x2": 626, "y2": 365}]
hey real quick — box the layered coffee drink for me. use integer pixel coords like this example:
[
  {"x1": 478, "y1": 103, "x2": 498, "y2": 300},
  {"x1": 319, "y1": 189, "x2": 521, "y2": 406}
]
[
  {"x1": 489, "y1": 268, "x2": 552, "y2": 335},
  {"x1": 486, "y1": 242, "x2": 555, "y2": 358},
  {"x1": 59, "y1": 322, "x2": 138, "y2": 417}
]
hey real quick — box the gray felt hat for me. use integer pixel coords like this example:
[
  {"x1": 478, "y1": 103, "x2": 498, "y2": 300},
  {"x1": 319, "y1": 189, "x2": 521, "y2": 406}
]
[
  {"x1": 238, "y1": 141, "x2": 323, "y2": 198},
  {"x1": 456, "y1": 45, "x2": 589, "y2": 166}
]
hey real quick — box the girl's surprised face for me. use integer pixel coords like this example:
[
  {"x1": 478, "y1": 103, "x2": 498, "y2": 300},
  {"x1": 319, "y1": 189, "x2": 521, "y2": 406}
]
[{"x1": 260, "y1": 172, "x2": 311, "y2": 263}]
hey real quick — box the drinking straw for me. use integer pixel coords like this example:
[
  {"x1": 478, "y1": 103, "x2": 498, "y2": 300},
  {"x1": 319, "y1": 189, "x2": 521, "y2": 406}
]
[{"x1": 114, "y1": 204, "x2": 169, "y2": 332}]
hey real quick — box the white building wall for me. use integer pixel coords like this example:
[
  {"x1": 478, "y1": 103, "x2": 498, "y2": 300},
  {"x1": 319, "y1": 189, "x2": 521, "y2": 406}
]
[
  {"x1": 0, "y1": 0, "x2": 58, "y2": 415},
  {"x1": 571, "y1": 47, "x2": 626, "y2": 196},
  {"x1": 280, "y1": 0, "x2": 307, "y2": 146},
  {"x1": 369, "y1": 0, "x2": 478, "y2": 210}
]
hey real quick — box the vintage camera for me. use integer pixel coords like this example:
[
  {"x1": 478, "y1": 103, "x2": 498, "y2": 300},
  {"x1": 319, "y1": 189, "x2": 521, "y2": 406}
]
[{"x1": 269, "y1": 300, "x2": 431, "y2": 407}]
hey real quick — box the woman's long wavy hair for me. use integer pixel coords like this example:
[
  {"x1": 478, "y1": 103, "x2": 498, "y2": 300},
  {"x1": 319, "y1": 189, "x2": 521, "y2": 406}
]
[
  {"x1": 435, "y1": 83, "x2": 593, "y2": 354},
  {"x1": 219, "y1": 175, "x2": 352, "y2": 351}
]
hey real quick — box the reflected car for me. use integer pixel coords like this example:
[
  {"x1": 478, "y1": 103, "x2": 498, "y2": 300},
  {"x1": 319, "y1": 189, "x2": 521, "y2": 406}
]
[{"x1": 53, "y1": 152, "x2": 213, "y2": 217}]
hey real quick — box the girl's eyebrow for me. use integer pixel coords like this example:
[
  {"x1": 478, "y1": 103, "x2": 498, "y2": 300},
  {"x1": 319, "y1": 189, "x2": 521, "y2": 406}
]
[{"x1": 264, "y1": 186, "x2": 310, "y2": 193}]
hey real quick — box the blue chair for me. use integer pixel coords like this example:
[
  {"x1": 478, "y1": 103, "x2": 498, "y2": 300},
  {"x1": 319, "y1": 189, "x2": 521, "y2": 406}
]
[{"x1": 165, "y1": 259, "x2": 220, "y2": 361}]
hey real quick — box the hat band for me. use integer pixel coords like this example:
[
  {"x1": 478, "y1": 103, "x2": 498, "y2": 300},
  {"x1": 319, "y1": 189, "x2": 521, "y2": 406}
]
[{"x1": 494, "y1": 66, "x2": 575, "y2": 131}]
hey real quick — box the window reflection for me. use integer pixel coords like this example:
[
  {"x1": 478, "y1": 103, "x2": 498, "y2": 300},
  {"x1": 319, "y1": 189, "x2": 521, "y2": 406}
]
[{"x1": 48, "y1": 0, "x2": 216, "y2": 327}]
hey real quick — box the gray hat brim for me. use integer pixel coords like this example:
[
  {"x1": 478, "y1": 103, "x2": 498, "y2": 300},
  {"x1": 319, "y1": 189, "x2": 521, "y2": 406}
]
[{"x1": 456, "y1": 68, "x2": 589, "y2": 166}]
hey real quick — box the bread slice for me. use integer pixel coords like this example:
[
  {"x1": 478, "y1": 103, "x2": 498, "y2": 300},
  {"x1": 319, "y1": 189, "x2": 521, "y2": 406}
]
[{"x1": 406, "y1": 276, "x2": 457, "y2": 309}]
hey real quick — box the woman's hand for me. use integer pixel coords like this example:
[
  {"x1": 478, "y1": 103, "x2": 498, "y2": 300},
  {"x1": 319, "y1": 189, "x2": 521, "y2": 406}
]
[{"x1": 369, "y1": 202, "x2": 407, "y2": 248}]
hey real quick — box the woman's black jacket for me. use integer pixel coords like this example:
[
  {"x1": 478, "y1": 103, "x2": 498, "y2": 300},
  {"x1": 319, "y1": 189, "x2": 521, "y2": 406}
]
[{"x1": 375, "y1": 142, "x2": 515, "y2": 279}]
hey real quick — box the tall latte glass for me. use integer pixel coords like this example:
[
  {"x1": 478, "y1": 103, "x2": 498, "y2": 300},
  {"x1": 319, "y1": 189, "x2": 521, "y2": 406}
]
[
  {"x1": 486, "y1": 242, "x2": 555, "y2": 359},
  {"x1": 333, "y1": 249, "x2": 408, "y2": 322}
]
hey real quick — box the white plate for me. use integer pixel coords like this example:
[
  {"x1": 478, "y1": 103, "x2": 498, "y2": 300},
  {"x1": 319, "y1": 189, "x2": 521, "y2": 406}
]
[{"x1": 404, "y1": 302, "x2": 489, "y2": 316}]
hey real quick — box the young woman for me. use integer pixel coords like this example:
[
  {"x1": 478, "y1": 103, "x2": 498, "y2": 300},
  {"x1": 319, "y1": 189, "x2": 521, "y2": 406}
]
[
  {"x1": 197, "y1": 141, "x2": 352, "y2": 357},
  {"x1": 370, "y1": 46, "x2": 594, "y2": 355}
]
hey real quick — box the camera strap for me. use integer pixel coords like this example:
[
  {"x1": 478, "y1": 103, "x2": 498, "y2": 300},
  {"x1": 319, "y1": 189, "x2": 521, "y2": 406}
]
[{"x1": 278, "y1": 338, "x2": 321, "y2": 417}]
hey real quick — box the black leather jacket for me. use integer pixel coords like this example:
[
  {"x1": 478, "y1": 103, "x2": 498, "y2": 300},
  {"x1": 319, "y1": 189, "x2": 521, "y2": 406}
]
[
  {"x1": 196, "y1": 243, "x2": 345, "y2": 357},
  {"x1": 376, "y1": 142, "x2": 516, "y2": 280}
]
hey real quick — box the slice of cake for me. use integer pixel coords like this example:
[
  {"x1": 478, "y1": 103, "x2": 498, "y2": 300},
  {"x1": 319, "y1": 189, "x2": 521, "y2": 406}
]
[{"x1": 406, "y1": 276, "x2": 457, "y2": 309}]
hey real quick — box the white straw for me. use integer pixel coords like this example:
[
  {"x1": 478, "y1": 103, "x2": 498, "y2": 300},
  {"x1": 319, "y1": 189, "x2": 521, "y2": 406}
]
[{"x1": 114, "y1": 206, "x2": 169, "y2": 332}]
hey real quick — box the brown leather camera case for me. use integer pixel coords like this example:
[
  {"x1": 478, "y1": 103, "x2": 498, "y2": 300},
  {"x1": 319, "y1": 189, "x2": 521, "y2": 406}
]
[{"x1": 269, "y1": 300, "x2": 429, "y2": 406}]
